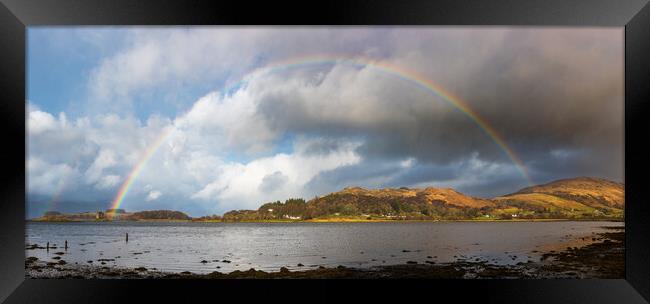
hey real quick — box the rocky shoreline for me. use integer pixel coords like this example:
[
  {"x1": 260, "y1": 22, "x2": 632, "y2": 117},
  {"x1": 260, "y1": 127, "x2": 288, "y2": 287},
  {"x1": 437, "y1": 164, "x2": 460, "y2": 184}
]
[{"x1": 25, "y1": 228, "x2": 623, "y2": 279}]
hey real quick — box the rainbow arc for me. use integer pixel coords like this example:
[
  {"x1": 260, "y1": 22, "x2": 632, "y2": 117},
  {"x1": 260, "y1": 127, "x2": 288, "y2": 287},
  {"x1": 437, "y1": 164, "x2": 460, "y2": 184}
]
[{"x1": 108, "y1": 55, "x2": 532, "y2": 212}]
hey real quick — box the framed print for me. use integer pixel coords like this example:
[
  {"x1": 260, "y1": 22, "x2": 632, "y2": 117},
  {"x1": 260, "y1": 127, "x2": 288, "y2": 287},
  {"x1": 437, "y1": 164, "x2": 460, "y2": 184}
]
[{"x1": 1, "y1": 0, "x2": 649, "y2": 303}]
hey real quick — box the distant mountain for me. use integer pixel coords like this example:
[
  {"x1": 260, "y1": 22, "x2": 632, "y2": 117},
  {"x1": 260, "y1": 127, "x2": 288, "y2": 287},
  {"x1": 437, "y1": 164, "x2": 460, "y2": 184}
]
[
  {"x1": 502, "y1": 177, "x2": 624, "y2": 208},
  {"x1": 222, "y1": 177, "x2": 624, "y2": 221}
]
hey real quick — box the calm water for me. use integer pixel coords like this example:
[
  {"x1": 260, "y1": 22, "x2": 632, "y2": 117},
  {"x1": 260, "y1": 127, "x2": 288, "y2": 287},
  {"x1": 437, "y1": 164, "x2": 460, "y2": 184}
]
[{"x1": 25, "y1": 221, "x2": 623, "y2": 274}]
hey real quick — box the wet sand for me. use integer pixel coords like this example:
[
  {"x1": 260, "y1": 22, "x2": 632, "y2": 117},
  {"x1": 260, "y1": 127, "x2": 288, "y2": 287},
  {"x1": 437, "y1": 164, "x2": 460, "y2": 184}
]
[{"x1": 25, "y1": 227, "x2": 623, "y2": 279}]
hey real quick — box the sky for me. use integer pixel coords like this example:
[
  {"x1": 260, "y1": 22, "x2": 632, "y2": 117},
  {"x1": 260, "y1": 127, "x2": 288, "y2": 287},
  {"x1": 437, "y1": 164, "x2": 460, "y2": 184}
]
[{"x1": 26, "y1": 27, "x2": 624, "y2": 218}]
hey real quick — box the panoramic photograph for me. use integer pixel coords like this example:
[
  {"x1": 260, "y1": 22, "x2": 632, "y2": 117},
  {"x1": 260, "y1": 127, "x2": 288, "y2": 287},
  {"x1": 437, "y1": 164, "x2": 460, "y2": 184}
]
[{"x1": 25, "y1": 27, "x2": 624, "y2": 279}]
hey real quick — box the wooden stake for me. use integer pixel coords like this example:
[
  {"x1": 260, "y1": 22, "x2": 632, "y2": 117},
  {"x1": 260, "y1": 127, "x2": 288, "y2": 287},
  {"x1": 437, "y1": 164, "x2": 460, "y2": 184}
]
[{"x1": 126, "y1": 232, "x2": 129, "y2": 243}]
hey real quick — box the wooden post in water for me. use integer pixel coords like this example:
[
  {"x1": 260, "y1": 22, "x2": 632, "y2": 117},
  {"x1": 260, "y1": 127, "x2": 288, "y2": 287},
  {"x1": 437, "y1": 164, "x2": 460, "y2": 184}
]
[
  {"x1": 46, "y1": 242, "x2": 49, "y2": 252},
  {"x1": 65, "y1": 240, "x2": 68, "y2": 251},
  {"x1": 126, "y1": 232, "x2": 129, "y2": 243}
]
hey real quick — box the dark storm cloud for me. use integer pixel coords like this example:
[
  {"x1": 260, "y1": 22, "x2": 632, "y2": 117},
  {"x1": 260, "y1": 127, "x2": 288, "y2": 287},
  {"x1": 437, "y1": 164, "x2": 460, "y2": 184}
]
[
  {"x1": 305, "y1": 158, "x2": 466, "y2": 196},
  {"x1": 423, "y1": 29, "x2": 624, "y2": 184},
  {"x1": 452, "y1": 174, "x2": 531, "y2": 198},
  {"x1": 304, "y1": 160, "x2": 405, "y2": 195},
  {"x1": 250, "y1": 28, "x2": 623, "y2": 190},
  {"x1": 381, "y1": 162, "x2": 458, "y2": 188},
  {"x1": 298, "y1": 137, "x2": 356, "y2": 156},
  {"x1": 303, "y1": 156, "x2": 532, "y2": 199}
]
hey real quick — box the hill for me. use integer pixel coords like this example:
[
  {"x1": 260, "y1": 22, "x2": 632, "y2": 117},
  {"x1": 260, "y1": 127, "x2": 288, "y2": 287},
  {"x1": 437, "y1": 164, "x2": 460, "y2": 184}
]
[
  {"x1": 303, "y1": 187, "x2": 493, "y2": 219},
  {"x1": 503, "y1": 177, "x2": 624, "y2": 208},
  {"x1": 130, "y1": 210, "x2": 191, "y2": 221},
  {"x1": 222, "y1": 177, "x2": 624, "y2": 221},
  {"x1": 493, "y1": 177, "x2": 624, "y2": 219},
  {"x1": 32, "y1": 177, "x2": 624, "y2": 222}
]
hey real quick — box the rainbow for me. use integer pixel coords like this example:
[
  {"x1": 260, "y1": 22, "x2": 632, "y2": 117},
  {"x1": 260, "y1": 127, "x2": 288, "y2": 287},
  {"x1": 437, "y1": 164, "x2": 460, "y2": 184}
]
[
  {"x1": 108, "y1": 127, "x2": 173, "y2": 214},
  {"x1": 109, "y1": 55, "x2": 532, "y2": 211},
  {"x1": 227, "y1": 55, "x2": 532, "y2": 184}
]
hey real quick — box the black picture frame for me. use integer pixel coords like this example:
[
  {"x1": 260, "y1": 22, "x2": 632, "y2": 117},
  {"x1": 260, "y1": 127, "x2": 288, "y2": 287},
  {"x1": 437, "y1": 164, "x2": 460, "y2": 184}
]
[{"x1": 1, "y1": 0, "x2": 649, "y2": 303}]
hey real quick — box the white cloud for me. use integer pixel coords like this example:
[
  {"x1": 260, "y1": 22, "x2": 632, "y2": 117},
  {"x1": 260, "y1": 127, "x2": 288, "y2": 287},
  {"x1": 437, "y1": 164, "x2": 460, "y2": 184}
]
[
  {"x1": 27, "y1": 86, "x2": 365, "y2": 213},
  {"x1": 174, "y1": 90, "x2": 278, "y2": 156},
  {"x1": 28, "y1": 110, "x2": 58, "y2": 134},
  {"x1": 191, "y1": 137, "x2": 362, "y2": 210},
  {"x1": 96, "y1": 174, "x2": 121, "y2": 190},
  {"x1": 26, "y1": 105, "x2": 174, "y2": 198},
  {"x1": 84, "y1": 149, "x2": 118, "y2": 185},
  {"x1": 145, "y1": 190, "x2": 162, "y2": 201},
  {"x1": 83, "y1": 27, "x2": 393, "y2": 114},
  {"x1": 400, "y1": 157, "x2": 416, "y2": 168},
  {"x1": 27, "y1": 157, "x2": 78, "y2": 195}
]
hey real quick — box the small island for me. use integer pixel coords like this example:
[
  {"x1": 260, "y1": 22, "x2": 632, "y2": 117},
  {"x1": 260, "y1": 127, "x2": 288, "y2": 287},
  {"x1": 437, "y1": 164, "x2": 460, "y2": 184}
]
[{"x1": 33, "y1": 209, "x2": 193, "y2": 222}]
